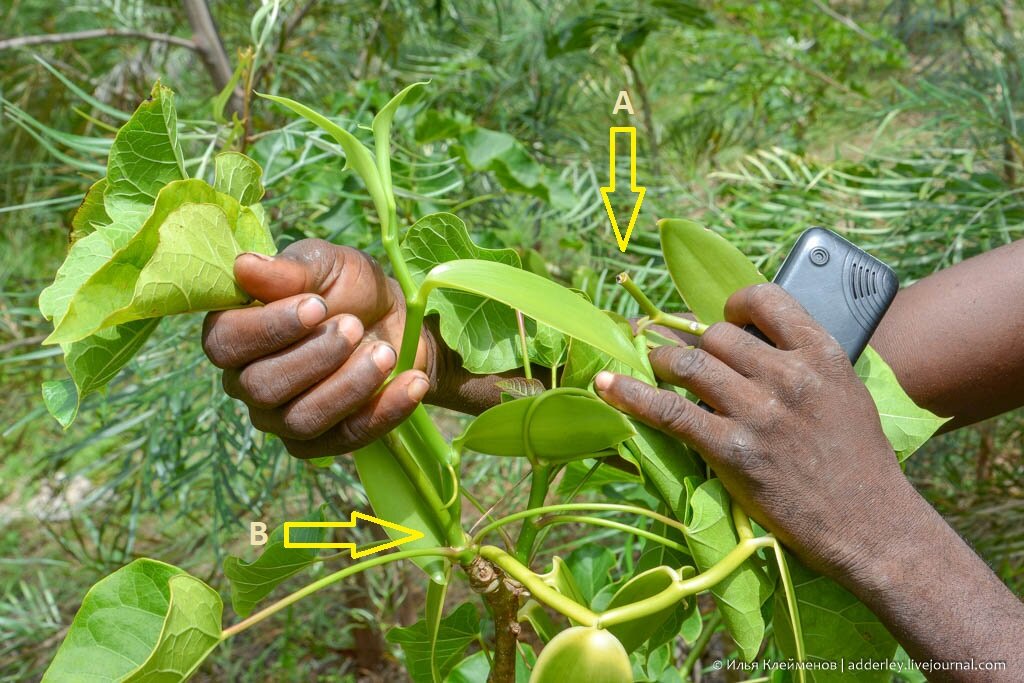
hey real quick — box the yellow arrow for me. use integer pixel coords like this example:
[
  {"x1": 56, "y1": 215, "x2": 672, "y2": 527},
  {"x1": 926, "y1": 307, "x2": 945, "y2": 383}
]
[
  {"x1": 283, "y1": 511, "x2": 424, "y2": 558},
  {"x1": 600, "y1": 126, "x2": 646, "y2": 252}
]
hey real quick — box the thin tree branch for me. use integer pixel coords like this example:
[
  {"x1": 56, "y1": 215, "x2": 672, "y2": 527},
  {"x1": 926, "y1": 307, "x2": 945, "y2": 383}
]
[
  {"x1": 0, "y1": 29, "x2": 197, "y2": 52},
  {"x1": 181, "y1": 0, "x2": 242, "y2": 115}
]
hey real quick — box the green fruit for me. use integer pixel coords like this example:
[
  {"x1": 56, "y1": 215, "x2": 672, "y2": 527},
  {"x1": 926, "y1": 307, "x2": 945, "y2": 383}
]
[{"x1": 529, "y1": 626, "x2": 633, "y2": 683}]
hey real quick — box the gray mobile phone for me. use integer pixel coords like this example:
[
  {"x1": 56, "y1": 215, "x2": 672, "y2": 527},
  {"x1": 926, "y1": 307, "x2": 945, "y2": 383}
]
[{"x1": 770, "y1": 227, "x2": 899, "y2": 362}]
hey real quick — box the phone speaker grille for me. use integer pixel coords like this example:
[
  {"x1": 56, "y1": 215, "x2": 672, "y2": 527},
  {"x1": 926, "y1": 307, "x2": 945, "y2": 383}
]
[{"x1": 844, "y1": 253, "x2": 886, "y2": 329}]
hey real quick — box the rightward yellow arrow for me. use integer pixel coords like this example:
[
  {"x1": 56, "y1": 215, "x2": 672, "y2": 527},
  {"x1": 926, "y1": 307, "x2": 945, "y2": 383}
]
[
  {"x1": 283, "y1": 511, "x2": 424, "y2": 557},
  {"x1": 600, "y1": 126, "x2": 647, "y2": 252}
]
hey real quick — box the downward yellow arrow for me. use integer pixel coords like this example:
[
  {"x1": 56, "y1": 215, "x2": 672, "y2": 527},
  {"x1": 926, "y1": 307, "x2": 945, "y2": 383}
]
[
  {"x1": 600, "y1": 126, "x2": 646, "y2": 252},
  {"x1": 283, "y1": 511, "x2": 424, "y2": 558}
]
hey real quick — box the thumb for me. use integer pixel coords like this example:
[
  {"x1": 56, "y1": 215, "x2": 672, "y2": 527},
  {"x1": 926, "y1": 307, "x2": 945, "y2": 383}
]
[
  {"x1": 234, "y1": 251, "x2": 311, "y2": 303},
  {"x1": 234, "y1": 239, "x2": 396, "y2": 322}
]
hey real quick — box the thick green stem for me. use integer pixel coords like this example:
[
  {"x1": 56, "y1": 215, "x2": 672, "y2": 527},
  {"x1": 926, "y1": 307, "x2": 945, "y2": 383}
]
[
  {"x1": 536, "y1": 515, "x2": 690, "y2": 554},
  {"x1": 480, "y1": 545, "x2": 598, "y2": 626},
  {"x1": 472, "y1": 502, "x2": 687, "y2": 544},
  {"x1": 220, "y1": 547, "x2": 458, "y2": 639},
  {"x1": 397, "y1": 292, "x2": 427, "y2": 373},
  {"x1": 514, "y1": 464, "x2": 551, "y2": 564},
  {"x1": 617, "y1": 271, "x2": 709, "y2": 337},
  {"x1": 732, "y1": 499, "x2": 754, "y2": 541},
  {"x1": 596, "y1": 537, "x2": 773, "y2": 627},
  {"x1": 384, "y1": 431, "x2": 465, "y2": 545},
  {"x1": 769, "y1": 539, "x2": 807, "y2": 682}
]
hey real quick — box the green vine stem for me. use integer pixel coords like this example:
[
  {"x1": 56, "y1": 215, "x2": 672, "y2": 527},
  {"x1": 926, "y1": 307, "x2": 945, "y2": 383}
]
[
  {"x1": 480, "y1": 545, "x2": 599, "y2": 625},
  {"x1": 514, "y1": 464, "x2": 551, "y2": 564},
  {"x1": 596, "y1": 536, "x2": 774, "y2": 627},
  {"x1": 536, "y1": 515, "x2": 691, "y2": 554},
  {"x1": 220, "y1": 547, "x2": 459, "y2": 639},
  {"x1": 383, "y1": 432, "x2": 465, "y2": 545},
  {"x1": 617, "y1": 272, "x2": 709, "y2": 336},
  {"x1": 471, "y1": 502, "x2": 687, "y2": 544}
]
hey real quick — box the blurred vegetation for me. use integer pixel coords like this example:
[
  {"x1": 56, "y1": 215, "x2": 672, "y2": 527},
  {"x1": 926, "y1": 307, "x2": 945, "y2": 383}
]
[{"x1": 1, "y1": 0, "x2": 1022, "y2": 680}]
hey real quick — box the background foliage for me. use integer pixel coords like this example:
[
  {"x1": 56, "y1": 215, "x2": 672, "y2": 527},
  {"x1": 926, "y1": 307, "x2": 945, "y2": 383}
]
[{"x1": 1, "y1": 1, "x2": 1022, "y2": 680}]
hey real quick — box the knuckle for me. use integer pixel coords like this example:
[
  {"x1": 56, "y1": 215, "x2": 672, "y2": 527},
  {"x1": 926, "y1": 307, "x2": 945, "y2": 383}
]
[
  {"x1": 334, "y1": 420, "x2": 372, "y2": 452},
  {"x1": 257, "y1": 312, "x2": 299, "y2": 351},
  {"x1": 750, "y1": 283, "x2": 784, "y2": 310},
  {"x1": 202, "y1": 318, "x2": 236, "y2": 368},
  {"x1": 700, "y1": 322, "x2": 733, "y2": 353},
  {"x1": 668, "y1": 348, "x2": 708, "y2": 379},
  {"x1": 239, "y1": 367, "x2": 288, "y2": 409},
  {"x1": 725, "y1": 428, "x2": 760, "y2": 469},
  {"x1": 282, "y1": 400, "x2": 332, "y2": 439}
]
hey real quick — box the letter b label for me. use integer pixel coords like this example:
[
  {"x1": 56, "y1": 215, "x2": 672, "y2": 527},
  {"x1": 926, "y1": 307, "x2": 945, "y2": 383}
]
[{"x1": 250, "y1": 521, "x2": 268, "y2": 546}]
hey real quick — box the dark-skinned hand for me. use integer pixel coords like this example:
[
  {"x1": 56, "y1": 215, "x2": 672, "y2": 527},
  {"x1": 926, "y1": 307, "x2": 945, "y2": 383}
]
[
  {"x1": 202, "y1": 240, "x2": 433, "y2": 459},
  {"x1": 594, "y1": 283, "x2": 923, "y2": 580}
]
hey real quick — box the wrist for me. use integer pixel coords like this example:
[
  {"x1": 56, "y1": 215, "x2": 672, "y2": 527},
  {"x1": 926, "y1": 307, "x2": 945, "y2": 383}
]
[{"x1": 826, "y1": 473, "x2": 936, "y2": 595}]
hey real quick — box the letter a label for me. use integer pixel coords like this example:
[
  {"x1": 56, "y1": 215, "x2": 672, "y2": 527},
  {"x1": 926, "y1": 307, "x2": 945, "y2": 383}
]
[{"x1": 613, "y1": 90, "x2": 635, "y2": 115}]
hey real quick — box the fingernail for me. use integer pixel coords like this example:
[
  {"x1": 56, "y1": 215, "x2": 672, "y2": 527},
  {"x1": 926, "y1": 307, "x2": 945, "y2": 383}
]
[
  {"x1": 337, "y1": 315, "x2": 363, "y2": 345},
  {"x1": 297, "y1": 297, "x2": 328, "y2": 327},
  {"x1": 594, "y1": 371, "x2": 614, "y2": 391},
  {"x1": 238, "y1": 251, "x2": 273, "y2": 262},
  {"x1": 407, "y1": 376, "x2": 430, "y2": 402},
  {"x1": 372, "y1": 344, "x2": 396, "y2": 372}
]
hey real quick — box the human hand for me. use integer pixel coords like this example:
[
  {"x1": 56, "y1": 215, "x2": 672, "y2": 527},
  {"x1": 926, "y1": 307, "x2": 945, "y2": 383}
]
[
  {"x1": 594, "y1": 283, "x2": 925, "y2": 579},
  {"x1": 202, "y1": 239, "x2": 434, "y2": 458}
]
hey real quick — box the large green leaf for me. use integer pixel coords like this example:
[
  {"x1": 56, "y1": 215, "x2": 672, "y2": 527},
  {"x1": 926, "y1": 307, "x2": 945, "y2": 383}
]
[
  {"x1": 659, "y1": 218, "x2": 767, "y2": 323},
  {"x1": 214, "y1": 151, "x2": 265, "y2": 207},
  {"x1": 223, "y1": 507, "x2": 327, "y2": 617},
  {"x1": 422, "y1": 260, "x2": 647, "y2": 375},
  {"x1": 103, "y1": 83, "x2": 187, "y2": 227},
  {"x1": 774, "y1": 553, "x2": 898, "y2": 682},
  {"x1": 353, "y1": 439, "x2": 450, "y2": 583},
  {"x1": 855, "y1": 347, "x2": 948, "y2": 461},
  {"x1": 386, "y1": 602, "x2": 480, "y2": 683},
  {"x1": 619, "y1": 422, "x2": 704, "y2": 517},
  {"x1": 70, "y1": 178, "x2": 111, "y2": 243},
  {"x1": 683, "y1": 479, "x2": 771, "y2": 661},
  {"x1": 47, "y1": 180, "x2": 272, "y2": 344},
  {"x1": 43, "y1": 559, "x2": 221, "y2": 682},
  {"x1": 566, "y1": 545, "x2": 616, "y2": 606},
  {"x1": 403, "y1": 212, "x2": 524, "y2": 373},
  {"x1": 456, "y1": 127, "x2": 574, "y2": 210},
  {"x1": 121, "y1": 575, "x2": 222, "y2": 682},
  {"x1": 453, "y1": 388, "x2": 636, "y2": 462}
]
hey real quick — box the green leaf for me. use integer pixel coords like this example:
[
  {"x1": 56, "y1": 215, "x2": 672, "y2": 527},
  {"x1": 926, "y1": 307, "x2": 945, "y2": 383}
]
[
  {"x1": 386, "y1": 602, "x2": 480, "y2": 683},
  {"x1": 445, "y1": 651, "x2": 490, "y2": 683},
  {"x1": 422, "y1": 260, "x2": 647, "y2": 375},
  {"x1": 453, "y1": 388, "x2": 636, "y2": 462},
  {"x1": 48, "y1": 180, "x2": 273, "y2": 344},
  {"x1": 46, "y1": 318, "x2": 161, "y2": 427},
  {"x1": 372, "y1": 81, "x2": 428, "y2": 200},
  {"x1": 403, "y1": 212, "x2": 524, "y2": 373},
  {"x1": 259, "y1": 92, "x2": 389, "y2": 227},
  {"x1": 70, "y1": 178, "x2": 110, "y2": 243},
  {"x1": 42, "y1": 559, "x2": 221, "y2": 683},
  {"x1": 223, "y1": 507, "x2": 327, "y2": 617},
  {"x1": 855, "y1": 347, "x2": 948, "y2": 461},
  {"x1": 683, "y1": 479, "x2": 771, "y2": 661},
  {"x1": 121, "y1": 575, "x2": 222, "y2": 682},
  {"x1": 659, "y1": 219, "x2": 767, "y2": 323},
  {"x1": 214, "y1": 151, "x2": 265, "y2": 207},
  {"x1": 104, "y1": 83, "x2": 187, "y2": 227},
  {"x1": 605, "y1": 566, "x2": 684, "y2": 653},
  {"x1": 619, "y1": 422, "x2": 704, "y2": 518},
  {"x1": 353, "y1": 439, "x2": 449, "y2": 582},
  {"x1": 774, "y1": 554, "x2": 898, "y2": 682},
  {"x1": 566, "y1": 545, "x2": 616, "y2": 606},
  {"x1": 457, "y1": 127, "x2": 574, "y2": 210}
]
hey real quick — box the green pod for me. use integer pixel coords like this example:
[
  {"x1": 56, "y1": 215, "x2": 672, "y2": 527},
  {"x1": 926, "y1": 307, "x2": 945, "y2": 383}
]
[
  {"x1": 529, "y1": 627, "x2": 632, "y2": 683},
  {"x1": 453, "y1": 388, "x2": 636, "y2": 462}
]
